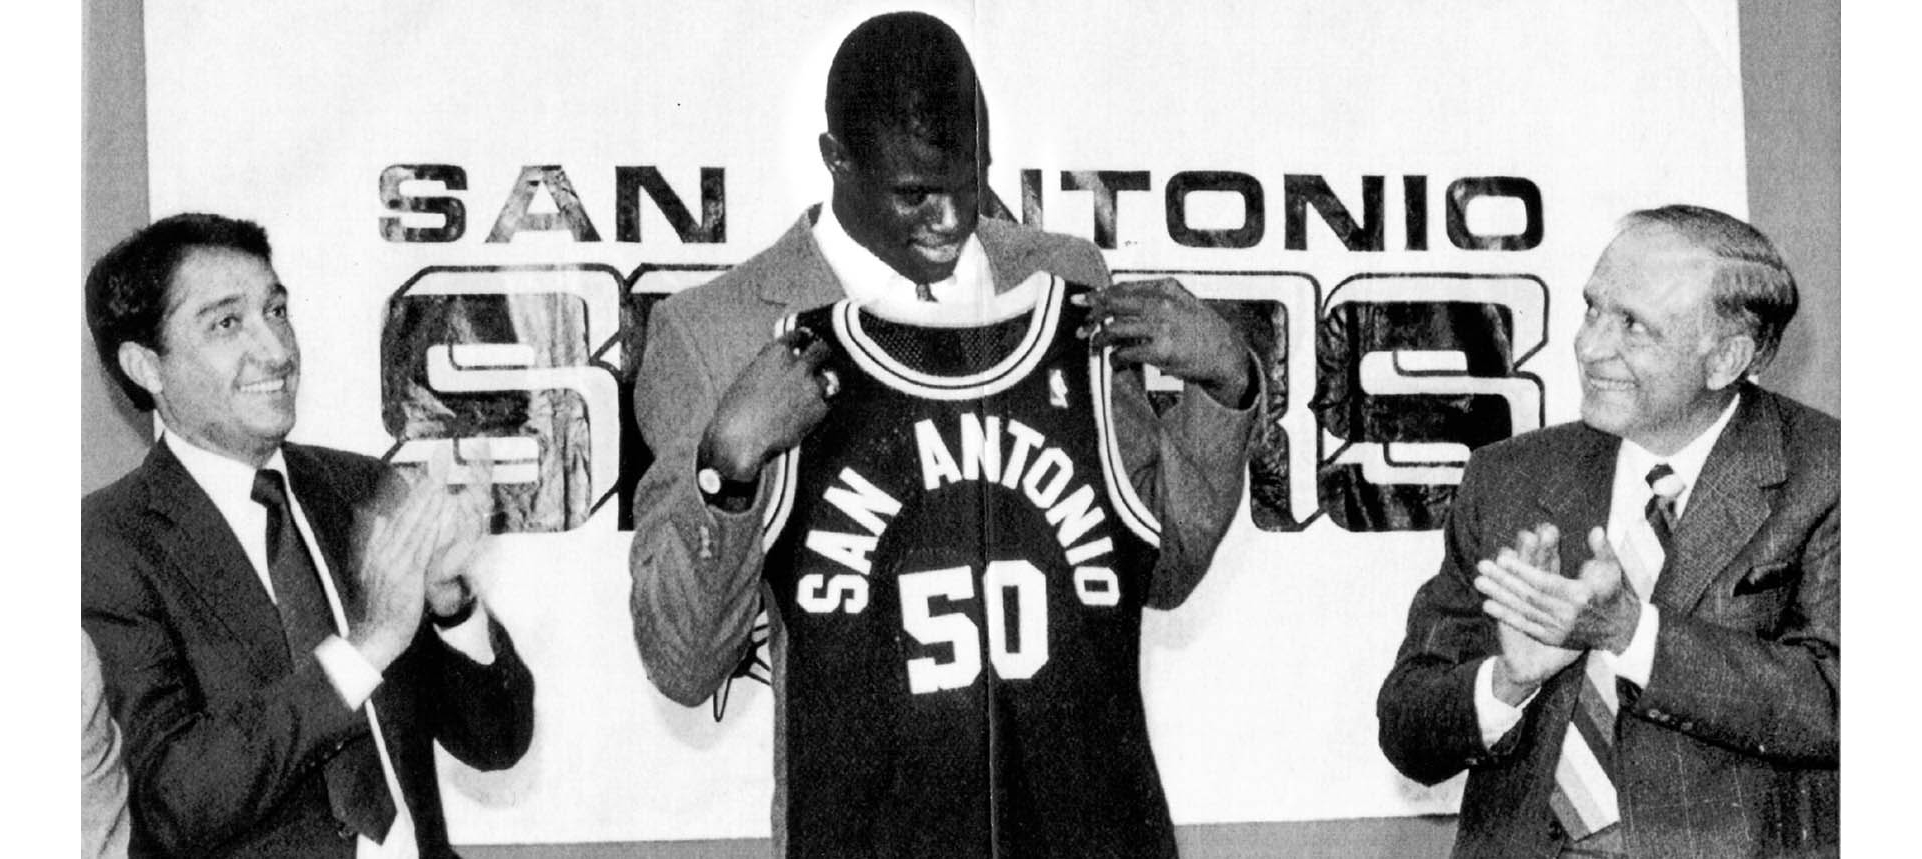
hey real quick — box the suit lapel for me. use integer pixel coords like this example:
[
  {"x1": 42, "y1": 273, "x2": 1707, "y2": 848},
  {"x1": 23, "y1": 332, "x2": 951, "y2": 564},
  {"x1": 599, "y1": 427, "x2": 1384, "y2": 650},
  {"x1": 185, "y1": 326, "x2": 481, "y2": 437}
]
[
  {"x1": 1536, "y1": 423, "x2": 1620, "y2": 565},
  {"x1": 976, "y1": 218, "x2": 1037, "y2": 291},
  {"x1": 1651, "y1": 389, "x2": 1785, "y2": 611},
  {"x1": 283, "y1": 444, "x2": 366, "y2": 621},
  {"x1": 1517, "y1": 426, "x2": 1623, "y2": 746},
  {"x1": 142, "y1": 440, "x2": 292, "y2": 676},
  {"x1": 756, "y1": 207, "x2": 845, "y2": 308}
]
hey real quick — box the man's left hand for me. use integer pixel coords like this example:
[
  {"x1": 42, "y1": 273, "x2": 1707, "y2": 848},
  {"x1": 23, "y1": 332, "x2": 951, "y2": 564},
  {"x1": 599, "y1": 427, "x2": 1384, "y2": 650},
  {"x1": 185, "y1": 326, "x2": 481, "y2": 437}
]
[
  {"x1": 422, "y1": 448, "x2": 496, "y2": 619},
  {"x1": 1076, "y1": 278, "x2": 1251, "y2": 407},
  {"x1": 1473, "y1": 526, "x2": 1642, "y2": 654}
]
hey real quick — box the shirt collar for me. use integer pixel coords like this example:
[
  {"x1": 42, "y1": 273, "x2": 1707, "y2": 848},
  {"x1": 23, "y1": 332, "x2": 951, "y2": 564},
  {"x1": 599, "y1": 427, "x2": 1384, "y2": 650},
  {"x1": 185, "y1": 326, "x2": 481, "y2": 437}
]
[
  {"x1": 812, "y1": 201, "x2": 993, "y2": 318},
  {"x1": 1616, "y1": 392, "x2": 1741, "y2": 514},
  {"x1": 161, "y1": 424, "x2": 289, "y2": 521}
]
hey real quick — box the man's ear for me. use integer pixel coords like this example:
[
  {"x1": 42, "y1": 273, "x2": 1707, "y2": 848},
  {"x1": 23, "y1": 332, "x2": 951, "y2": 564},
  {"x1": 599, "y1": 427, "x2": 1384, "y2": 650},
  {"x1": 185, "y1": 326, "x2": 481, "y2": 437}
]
[
  {"x1": 1705, "y1": 332, "x2": 1757, "y2": 391},
  {"x1": 819, "y1": 132, "x2": 853, "y2": 180},
  {"x1": 118, "y1": 341, "x2": 164, "y2": 401}
]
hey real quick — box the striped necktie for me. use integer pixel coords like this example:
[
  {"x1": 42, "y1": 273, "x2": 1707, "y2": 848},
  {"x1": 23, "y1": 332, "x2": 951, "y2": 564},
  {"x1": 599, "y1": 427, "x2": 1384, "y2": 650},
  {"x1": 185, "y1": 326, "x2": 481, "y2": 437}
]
[
  {"x1": 1549, "y1": 463, "x2": 1684, "y2": 842},
  {"x1": 1643, "y1": 463, "x2": 1681, "y2": 558}
]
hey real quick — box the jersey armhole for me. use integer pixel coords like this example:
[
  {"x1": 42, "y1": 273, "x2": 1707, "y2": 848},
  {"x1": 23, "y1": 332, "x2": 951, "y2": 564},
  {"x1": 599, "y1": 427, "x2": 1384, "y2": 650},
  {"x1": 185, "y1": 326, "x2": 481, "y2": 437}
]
[
  {"x1": 760, "y1": 313, "x2": 805, "y2": 549},
  {"x1": 1088, "y1": 347, "x2": 1163, "y2": 547}
]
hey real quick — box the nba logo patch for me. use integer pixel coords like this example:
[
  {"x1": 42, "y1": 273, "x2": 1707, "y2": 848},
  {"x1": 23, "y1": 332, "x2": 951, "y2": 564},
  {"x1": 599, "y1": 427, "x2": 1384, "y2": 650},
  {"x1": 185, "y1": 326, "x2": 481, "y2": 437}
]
[{"x1": 1049, "y1": 369, "x2": 1069, "y2": 408}]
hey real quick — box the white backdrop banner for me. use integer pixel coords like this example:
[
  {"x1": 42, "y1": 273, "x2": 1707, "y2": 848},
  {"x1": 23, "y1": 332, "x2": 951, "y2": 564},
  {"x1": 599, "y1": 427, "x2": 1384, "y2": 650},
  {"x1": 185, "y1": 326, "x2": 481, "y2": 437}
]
[{"x1": 145, "y1": 0, "x2": 1747, "y2": 843}]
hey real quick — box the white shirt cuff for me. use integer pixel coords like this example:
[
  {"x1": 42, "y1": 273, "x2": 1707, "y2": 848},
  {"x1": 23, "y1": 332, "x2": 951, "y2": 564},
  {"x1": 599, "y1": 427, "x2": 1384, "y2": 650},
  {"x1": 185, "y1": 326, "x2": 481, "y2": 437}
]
[
  {"x1": 434, "y1": 603, "x2": 497, "y2": 664},
  {"x1": 1599, "y1": 603, "x2": 1660, "y2": 688},
  {"x1": 316, "y1": 634, "x2": 382, "y2": 710},
  {"x1": 1474, "y1": 657, "x2": 1534, "y2": 750}
]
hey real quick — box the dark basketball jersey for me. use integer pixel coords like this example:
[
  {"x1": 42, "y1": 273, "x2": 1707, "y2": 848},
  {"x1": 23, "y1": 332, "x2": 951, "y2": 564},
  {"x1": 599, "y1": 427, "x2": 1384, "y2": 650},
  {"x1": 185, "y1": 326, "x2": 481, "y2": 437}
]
[{"x1": 759, "y1": 274, "x2": 1174, "y2": 858}]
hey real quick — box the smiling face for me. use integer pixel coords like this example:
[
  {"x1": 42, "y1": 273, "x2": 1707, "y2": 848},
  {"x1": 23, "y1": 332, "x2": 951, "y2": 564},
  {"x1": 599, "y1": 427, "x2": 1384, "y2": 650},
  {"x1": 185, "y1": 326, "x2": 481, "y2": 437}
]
[
  {"x1": 1574, "y1": 223, "x2": 1749, "y2": 455},
  {"x1": 825, "y1": 126, "x2": 980, "y2": 285},
  {"x1": 121, "y1": 246, "x2": 301, "y2": 467}
]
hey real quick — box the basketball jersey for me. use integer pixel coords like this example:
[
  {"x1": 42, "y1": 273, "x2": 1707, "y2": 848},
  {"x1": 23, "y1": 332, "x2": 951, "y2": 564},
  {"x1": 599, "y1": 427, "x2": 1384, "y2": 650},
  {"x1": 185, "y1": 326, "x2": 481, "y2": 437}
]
[{"x1": 759, "y1": 274, "x2": 1174, "y2": 858}]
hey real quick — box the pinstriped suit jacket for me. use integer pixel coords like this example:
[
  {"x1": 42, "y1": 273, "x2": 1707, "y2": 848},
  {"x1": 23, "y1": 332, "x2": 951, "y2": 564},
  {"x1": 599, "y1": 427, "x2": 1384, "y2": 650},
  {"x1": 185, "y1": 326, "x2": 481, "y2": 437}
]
[{"x1": 1379, "y1": 384, "x2": 1839, "y2": 858}]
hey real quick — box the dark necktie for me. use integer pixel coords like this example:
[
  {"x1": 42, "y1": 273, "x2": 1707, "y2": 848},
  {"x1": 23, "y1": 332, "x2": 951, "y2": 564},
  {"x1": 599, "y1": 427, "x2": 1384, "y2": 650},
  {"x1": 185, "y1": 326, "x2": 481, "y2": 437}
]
[
  {"x1": 251, "y1": 469, "x2": 397, "y2": 843},
  {"x1": 915, "y1": 280, "x2": 938, "y2": 302}
]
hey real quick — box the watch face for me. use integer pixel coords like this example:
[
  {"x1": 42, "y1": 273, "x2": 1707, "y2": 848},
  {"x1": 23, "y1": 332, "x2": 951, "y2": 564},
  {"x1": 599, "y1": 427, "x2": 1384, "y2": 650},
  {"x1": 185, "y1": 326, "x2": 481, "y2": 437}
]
[{"x1": 698, "y1": 467, "x2": 724, "y2": 496}]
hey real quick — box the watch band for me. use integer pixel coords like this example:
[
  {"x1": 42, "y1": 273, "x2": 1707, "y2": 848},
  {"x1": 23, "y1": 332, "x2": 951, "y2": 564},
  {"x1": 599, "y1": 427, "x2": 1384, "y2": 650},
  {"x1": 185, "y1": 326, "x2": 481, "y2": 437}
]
[
  {"x1": 428, "y1": 597, "x2": 478, "y2": 629},
  {"x1": 697, "y1": 465, "x2": 759, "y2": 513}
]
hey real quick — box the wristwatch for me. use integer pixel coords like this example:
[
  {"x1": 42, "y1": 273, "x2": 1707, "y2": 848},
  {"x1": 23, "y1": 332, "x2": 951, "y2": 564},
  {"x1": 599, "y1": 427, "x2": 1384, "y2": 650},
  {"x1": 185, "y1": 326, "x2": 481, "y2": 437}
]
[{"x1": 697, "y1": 465, "x2": 758, "y2": 513}]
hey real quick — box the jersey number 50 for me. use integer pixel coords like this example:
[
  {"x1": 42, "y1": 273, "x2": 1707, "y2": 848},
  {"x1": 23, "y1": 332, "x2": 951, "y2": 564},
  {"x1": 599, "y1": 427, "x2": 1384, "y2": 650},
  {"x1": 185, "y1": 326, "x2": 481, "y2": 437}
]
[{"x1": 901, "y1": 561, "x2": 1113, "y2": 695}]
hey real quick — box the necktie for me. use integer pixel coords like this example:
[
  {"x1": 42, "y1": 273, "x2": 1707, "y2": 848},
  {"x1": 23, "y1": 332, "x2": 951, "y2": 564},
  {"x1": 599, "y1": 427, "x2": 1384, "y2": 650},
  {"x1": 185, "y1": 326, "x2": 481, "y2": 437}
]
[
  {"x1": 1549, "y1": 463, "x2": 1685, "y2": 842},
  {"x1": 914, "y1": 280, "x2": 938, "y2": 302},
  {"x1": 252, "y1": 469, "x2": 397, "y2": 843},
  {"x1": 1643, "y1": 463, "x2": 1681, "y2": 560}
]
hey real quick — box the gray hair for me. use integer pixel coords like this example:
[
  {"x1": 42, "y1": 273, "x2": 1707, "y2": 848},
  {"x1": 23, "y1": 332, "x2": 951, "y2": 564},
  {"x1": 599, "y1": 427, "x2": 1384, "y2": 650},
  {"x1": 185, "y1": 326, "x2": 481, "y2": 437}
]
[{"x1": 1621, "y1": 204, "x2": 1798, "y2": 374}]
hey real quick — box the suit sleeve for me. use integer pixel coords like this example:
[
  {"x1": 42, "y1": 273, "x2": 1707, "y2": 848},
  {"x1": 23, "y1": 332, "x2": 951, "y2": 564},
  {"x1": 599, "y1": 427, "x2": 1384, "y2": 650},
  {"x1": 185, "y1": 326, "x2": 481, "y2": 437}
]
[
  {"x1": 1087, "y1": 246, "x2": 1259, "y2": 610},
  {"x1": 627, "y1": 299, "x2": 770, "y2": 706},
  {"x1": 81, "y1": 518, "x2": 370, "y2": 855},
  {"x1": 1376, "y1": 453, "x2": 1516, "y2": 784},
  {"x1": 1111, "y1": 365, "x2": 1256, "y2": 609},
  {"x1": 415, "y1": 615, "x2": 536, "y2": 770},
  {"x1": 1629, "y1": 497, "x2": 1839, "y2": 766}
]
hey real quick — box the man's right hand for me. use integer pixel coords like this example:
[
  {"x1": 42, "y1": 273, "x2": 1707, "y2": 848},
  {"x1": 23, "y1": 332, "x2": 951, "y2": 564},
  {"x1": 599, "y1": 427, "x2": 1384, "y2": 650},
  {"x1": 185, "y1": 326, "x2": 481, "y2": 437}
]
[
  {"x1": 1478, "y1": 524, "x2": 1581, "y2": 706},
  {"x1": 700, "y1": 328, "x2": 836, "y2": 481}
]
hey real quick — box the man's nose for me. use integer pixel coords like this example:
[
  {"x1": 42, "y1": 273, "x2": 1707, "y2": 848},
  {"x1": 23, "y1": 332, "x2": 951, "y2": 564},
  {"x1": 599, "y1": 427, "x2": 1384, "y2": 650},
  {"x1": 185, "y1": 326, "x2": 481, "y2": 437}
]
[
  {"x1": 925, "y1": 194, "x2": 960, "y2": 233},
  {"x1": 251, "y1": 319, "x2": 297, "y2": 366},
  {"x1": 1574, "y1": 316, "x2": 1612, "y2": 362}
]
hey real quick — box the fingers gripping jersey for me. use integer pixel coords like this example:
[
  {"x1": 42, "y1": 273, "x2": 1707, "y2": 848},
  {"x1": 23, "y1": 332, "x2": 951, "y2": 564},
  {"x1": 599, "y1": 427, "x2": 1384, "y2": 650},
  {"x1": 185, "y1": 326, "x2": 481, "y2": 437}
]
[{"x1": 761, "y1": 275, "x2": 1174, "y2": 858}]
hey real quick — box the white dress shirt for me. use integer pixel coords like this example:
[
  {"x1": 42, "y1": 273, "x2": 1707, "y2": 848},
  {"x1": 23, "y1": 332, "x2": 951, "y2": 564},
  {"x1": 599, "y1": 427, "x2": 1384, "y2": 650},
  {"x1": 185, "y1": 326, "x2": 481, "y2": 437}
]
[
  {"x1": 163, "y1": 429, "x2": 496, "y2": 858},
  {"x1": 1474, "y1": 394, "x2": 1742, "y2": 748},
  {"x1": 813, "y1": 202, "x2": 1041, "y2": 327}
]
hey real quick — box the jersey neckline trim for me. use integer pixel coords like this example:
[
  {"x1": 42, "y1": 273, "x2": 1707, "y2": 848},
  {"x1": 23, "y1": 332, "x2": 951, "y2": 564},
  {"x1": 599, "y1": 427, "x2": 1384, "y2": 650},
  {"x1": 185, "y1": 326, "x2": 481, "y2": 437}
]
[{"x1": 831, "y1": 273, "x2": 1066, "y2": 401}]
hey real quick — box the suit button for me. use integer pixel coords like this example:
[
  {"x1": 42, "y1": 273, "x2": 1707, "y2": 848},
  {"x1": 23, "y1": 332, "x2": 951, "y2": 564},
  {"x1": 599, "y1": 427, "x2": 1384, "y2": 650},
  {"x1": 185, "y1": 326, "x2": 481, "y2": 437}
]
[
  {"x1": 1679, "y1": 721, "x2": 1695, "y2": 731},
  {"x1": 1646, "y1": 708, "x2": 1666, "y2": 722},
  {"x1": 337, "y1": 823, "x2": 356, "y2": 840}
]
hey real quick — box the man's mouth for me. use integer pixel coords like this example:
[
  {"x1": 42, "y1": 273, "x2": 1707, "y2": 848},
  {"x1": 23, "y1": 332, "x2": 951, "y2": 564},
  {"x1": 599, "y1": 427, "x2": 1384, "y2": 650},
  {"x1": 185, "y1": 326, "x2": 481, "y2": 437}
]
[
  {"x1": 911, "y1": 238, "x2": 962, "y2": 264},
  {"x1": 239, "y1": 375, "x2": 292, "y2": 394},
  {"x1": 1584, "y1": 373, "x2": 1635, "y2": 392}
]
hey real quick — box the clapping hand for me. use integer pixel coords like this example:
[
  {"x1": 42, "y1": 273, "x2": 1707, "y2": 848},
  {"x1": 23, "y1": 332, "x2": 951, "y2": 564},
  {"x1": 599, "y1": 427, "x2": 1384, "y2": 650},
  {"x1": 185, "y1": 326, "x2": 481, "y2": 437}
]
[
  {"x1": 1476, "y1": 525, "x2": 1642, "y2": 659},
  {"x1": 1475, "y1": 524, "x2": 1581, "y2": 705}
]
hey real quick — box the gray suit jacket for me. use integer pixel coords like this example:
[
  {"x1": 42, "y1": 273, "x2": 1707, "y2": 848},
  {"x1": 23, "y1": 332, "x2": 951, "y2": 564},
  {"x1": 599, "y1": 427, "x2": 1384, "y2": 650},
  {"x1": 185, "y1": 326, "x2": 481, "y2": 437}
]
[
  {"x1": 1378, "y1": 384, "x2": 1839, "y2": 857},
  {"x1": 626, "y1": 209, "x2": 1257, "y2": 706}
]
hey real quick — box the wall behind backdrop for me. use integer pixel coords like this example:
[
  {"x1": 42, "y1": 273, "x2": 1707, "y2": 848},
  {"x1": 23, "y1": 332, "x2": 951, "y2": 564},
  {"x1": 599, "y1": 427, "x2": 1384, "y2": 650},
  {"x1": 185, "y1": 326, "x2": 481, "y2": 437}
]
[{"x1": 82, "y1": 1, "x2": 1839, "y2": 856}]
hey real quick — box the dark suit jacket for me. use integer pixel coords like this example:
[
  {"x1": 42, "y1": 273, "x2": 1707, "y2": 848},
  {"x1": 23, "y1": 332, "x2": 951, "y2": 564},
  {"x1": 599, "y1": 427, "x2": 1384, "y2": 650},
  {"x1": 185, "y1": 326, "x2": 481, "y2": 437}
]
[
  {"x1": 1378, "y1": 385, "x2": 1839, "y2": 858},
  {"x1": 82, "y1": 439, "x2": 536, "y2": 858}
]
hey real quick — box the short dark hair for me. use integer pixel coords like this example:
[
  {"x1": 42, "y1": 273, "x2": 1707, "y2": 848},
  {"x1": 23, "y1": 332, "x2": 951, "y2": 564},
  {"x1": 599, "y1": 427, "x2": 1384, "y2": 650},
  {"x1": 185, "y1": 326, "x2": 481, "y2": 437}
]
[
  {"x1": 824, "y1": 11, "x2": 983, "y2": 165},
  {"x1": 1623, "y1": 204, "x2": 1799, "y2": 374},
  {"x1": 84, "y1": 213, "x2": 273, "y2": 411}
]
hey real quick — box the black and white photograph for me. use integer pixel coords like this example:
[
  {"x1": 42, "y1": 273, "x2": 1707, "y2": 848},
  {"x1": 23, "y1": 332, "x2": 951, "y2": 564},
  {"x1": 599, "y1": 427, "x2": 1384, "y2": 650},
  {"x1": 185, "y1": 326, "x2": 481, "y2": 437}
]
[{"x1": 58, "y1": 0, "x2": 1868, "y2": 856}]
